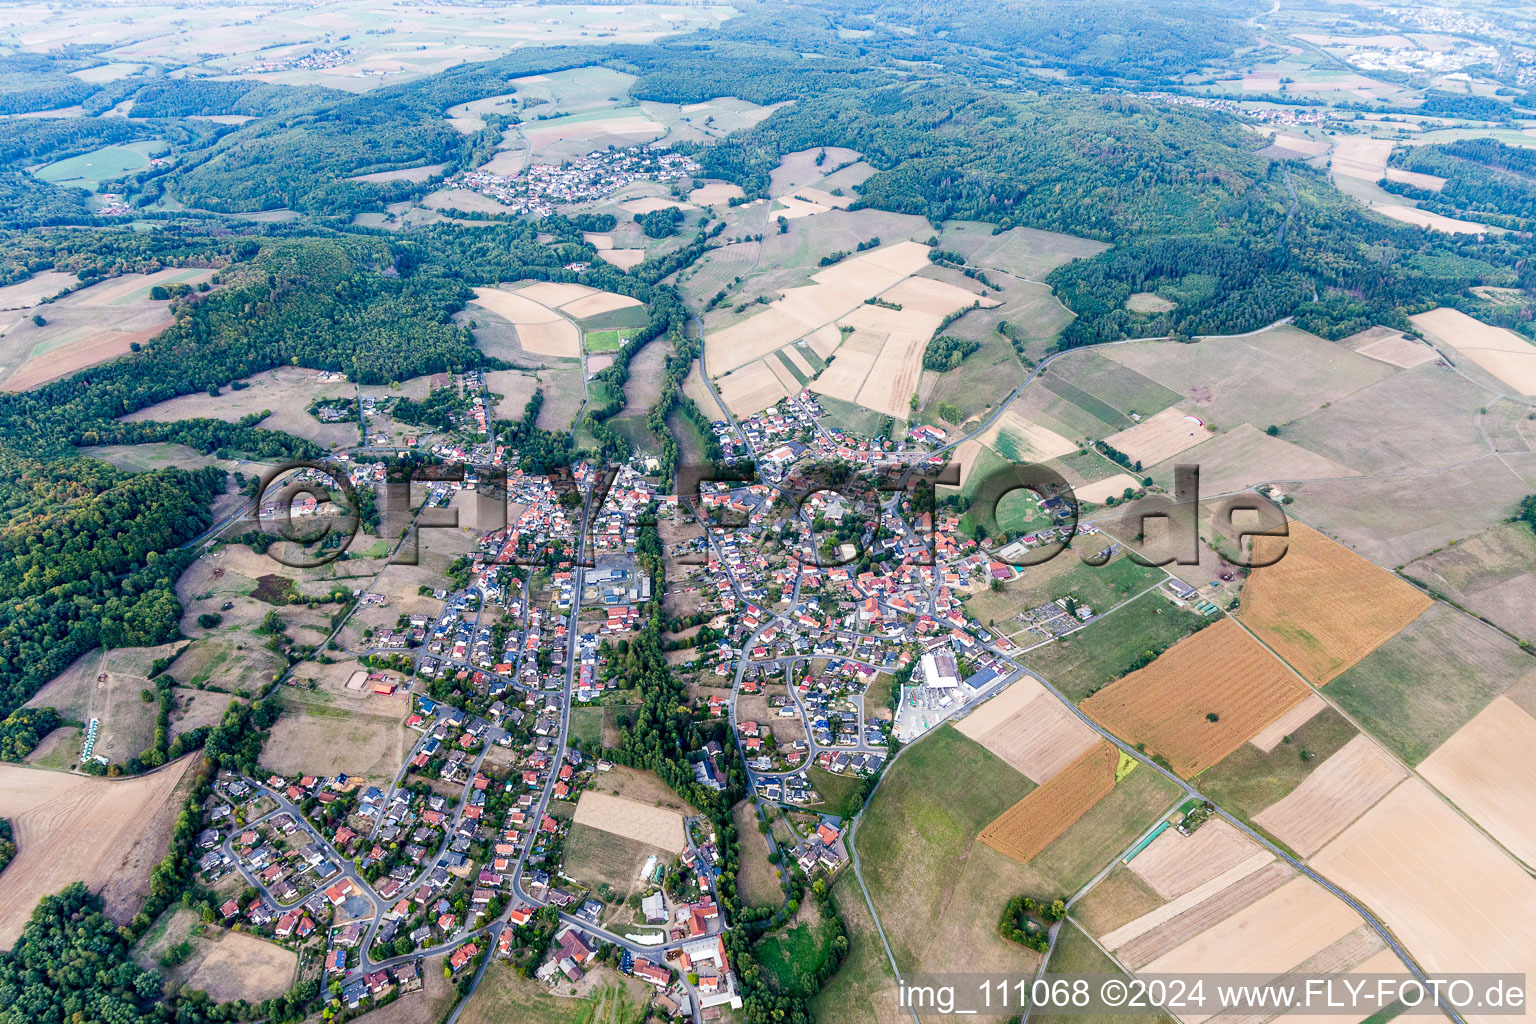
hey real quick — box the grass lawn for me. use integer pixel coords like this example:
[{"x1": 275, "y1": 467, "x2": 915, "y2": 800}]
[
  {"x1": 1021, "y1": 594, "x2": 1212, "y2": 701},
  {"x1": 754, "y1": 902, "x2": 841, "y2": 997},
  {"x1": 1034, "y1": 921, "x2": 1174, "y2": 1024},
  {"x1": 733, "y1": 800, "x2": 783, "y2": 907},
  {"x1": 853, "y1": 725, "x2": 1043, "y2": 976},
  {"x1": 1196, "y1": 707, "x2": 1359, "y2": 823},
  {"x1": 585, "y1": 328, "x2": 633, "y2": 353},
  {"x1": 562, "y1": 822, "x2": 669, "y2": 901},
  {"x1": 807, "y1": 766, "x2": 866, "y2": 818},
  {"x1": 568, "y1": 706, "x2": 603, "y2": 751},
  {"x1": 810, "y1": 874, "x2": 900, "y2": 1024}
]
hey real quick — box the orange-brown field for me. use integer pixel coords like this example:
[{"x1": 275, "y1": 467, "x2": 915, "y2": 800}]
[
  {"x1": 1239, "y1": 523, "x2": 1432, "y2": 685},
  {"x1": 979, "y1": 741, "x2": 1117, "y2": 862},
  {"x1": 1080, "y1": 619, "x2": 1312, "y2": 777}
]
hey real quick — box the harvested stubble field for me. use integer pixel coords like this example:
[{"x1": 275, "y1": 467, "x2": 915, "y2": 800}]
[
  {"x1": 1310, "y1": 779, "x2": 1536, "y2": 1019},
  {"x1": 1080, "y1": 619, "x2": 1311, "y2": 778},
  {"x1": 1101, "y1": 407, "x2": 1207, "y2": 467},
  {"x1": 1099, "y1": 852, "x2": 1285, "y2": 960},
  {"x1": 1419, "y1": 694, "x2": 1536, "y2": 869},
  {"x1": 0, "y1": 757, "x2": 197, "y2": 948},
  {"x1": 1238, "y1": 523, "x2": 1431, "y2": 686},
  {"x1": 1404, "y1": 521, "x2": 1536, "y2": 645},
  {"x1": 468, "y1": 286, "x2": 580, "y2": 358},
  {"x1": 1126, "y1": 817, "x2": 1263, "y2": 900},
  {"x1": 0, "y1": 268, "x2": 214, "y2": 390},
  {"x1": 1140, "y1": 876, "x2": 1368, "y2": 1016},
  {"x1": 1020, "y1": 593, "x2": 1213, "y2": 703},
  {"x1": 955, "y1": 676, "x2": 1099, "y2": 784},
  {"x1": 1412, "y1": 306, "x2": 1536, "y2": 396},
  {"x1": 571, "y1": 791, "x2": 686, "y2": 853},
  {"x1": 1251, "y1": 734, "x2": 1405, "y2": 857},
  {"x1": 980, "y1": 741, "x2": 1118, "y2": 862},
  {"x1": 1196, "y1": 706, "x2": 1360, "y2": 822},
  {"x1": 1339, "y1": 325, "x2": 1437, "y2": 369}
]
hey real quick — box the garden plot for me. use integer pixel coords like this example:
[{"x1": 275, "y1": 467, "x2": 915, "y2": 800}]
[
  {"x1": 1101, "y1": 407, "x2": 1208, "y2": 467},
  {"x1": 1311, "y1": 778, "x2": 1536, "y2": 1022},
  {"x1": 0, "y1": 267, "x2": 214, "y2": 391},
  {"x1": 1252, "y1": 734, "x2": 1405, "y2": 856},
  {"x1": 1419, "y1": 695, "x2": 1536, "y2": 868},
  {"x1": 1239, "y1": 523, "x2": 1432, "y2": 685},
  {"x1": 1412, "y1": 306, "x2": 1536, "y2": 396},
  {"x1": 956, "y1": 676, "x2": 1100, "y2": 784},
  {"x1": 1081, "y1": 619, "x2": 1311, "y2": 778}
]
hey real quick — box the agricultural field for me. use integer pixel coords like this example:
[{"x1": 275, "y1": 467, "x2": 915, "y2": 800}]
[
  {"x1": 956, "y1": 676, "x2": 1101, "y2": 783},
  {"x1": 1413, "y1": 307, "x2": 1536, "y2": 397},
  {"x1": 1402, "y1": 521, "x2": 1536, "y2": 645},
  {"x1": 457, "y1": 958, "x2": 653, "y2": 1024},
  {"x1": 1100, "y1": 407, "x2": 1209, "y2": 468},
  {"x1": 1020, "y1": 592, "x2": 1213, "y2": 702},
  {"x1": 259, "y1": 697, "x2": 412, "y2": 781},
  {"x1": 1166, "y1": 423, "x2": 1355, "y2": 495},
  {"x1": 1310, "y1": 780, "x2": 1536, "y2": 1003},
  {"x1": 0, "y1": 757, "x2": 197, "y2": 948},
  {"x1": 1081, "y1": 619, "x2": 1312, "y2": 778},
  {"x1": 0, "y1": 268, "x2": 214, "y2": 391},
  {"x1": 562, "y1": 821, "x2": 673, "y2": 906},
  {"x1": 733, "y1": 800, "x2": 782, "y2": 907},
  {"x1": 1196, "y1": 706, "x2": 1362, "y2": 822},
  {"x1": 1099, "y1": 325, "x2": 1395, "y2": 431},
  {"x1": 1420, "y1": 691, "x2": 1536, "y2": 869},
  {"x1": 1237, "y1": 523, "x2": 1431, "y2": 686},
  {"x1": 1125, "y1": 818, "x2": 1265, "y2": 901},
  {"x1": 851, "y1": 725, "x2": 1043, "y2": 976},
  {"x1": 35, "y1": 140, "x2": 165, "y2": 190},
  {"x1": 120, "y1": 365, "x2": 358, "y2": 449},
  {"x1": 1325, "y1": 602, "x2": 1536, "y2": 765},
  {"x1": 808, "y1": 874, "x2": 902, "y2": 1024},
  {"x1": 979, "y1": 741, "x2": 1120, "y2": 862},
  {"x1": 25, "y1": 642, "x2": 185, "y2": 765},
  {"x1": 1251, "y1": 734, "x2": 1406, "y2": 857}
]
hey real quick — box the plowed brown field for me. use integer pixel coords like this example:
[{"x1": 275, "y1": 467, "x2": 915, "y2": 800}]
[
  {"x1": 1080, "y1": 619, "x2": 1311, "y2": 777},
  {"x1": 979, "y1": 741, "x2": 1117, "y2": 862}
]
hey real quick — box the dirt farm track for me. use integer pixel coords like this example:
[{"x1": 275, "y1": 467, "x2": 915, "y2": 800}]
[{"x1": 0, "y1": 756, "x2": 197, "y2": 948}]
